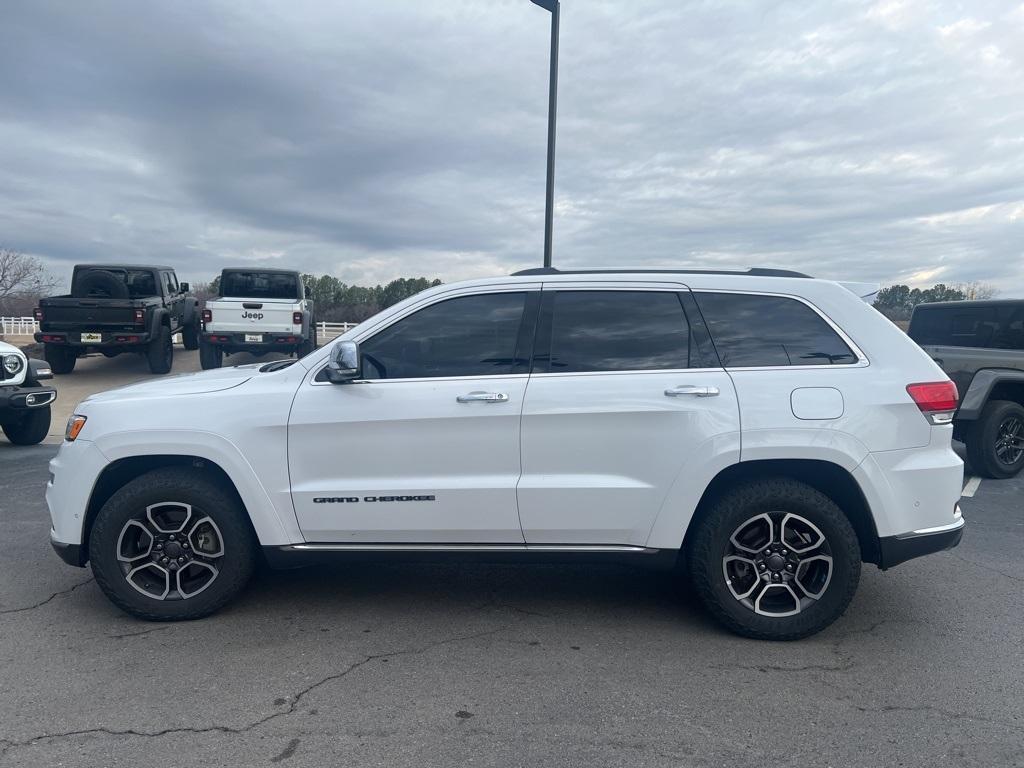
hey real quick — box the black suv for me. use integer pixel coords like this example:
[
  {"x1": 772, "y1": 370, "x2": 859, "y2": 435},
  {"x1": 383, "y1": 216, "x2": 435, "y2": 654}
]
[
  {"x1": 34, "y1": 265, "x2": 199, "y2": 375},
  {"x1": 909, "y1": 299, "x2": 1024, "y2": 478}
]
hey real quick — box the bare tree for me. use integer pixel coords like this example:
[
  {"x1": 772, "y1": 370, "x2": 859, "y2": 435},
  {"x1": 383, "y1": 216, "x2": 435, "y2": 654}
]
[
  {"x1": 0, "y1": 248, "x2": 59, "y2": 316},
  {"x1": 956, "y1": 281, "x2": 999, "y2": 300}
]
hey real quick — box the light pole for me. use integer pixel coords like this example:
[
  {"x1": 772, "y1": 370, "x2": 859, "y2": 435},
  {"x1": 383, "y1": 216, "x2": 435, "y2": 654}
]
[{"x1": 530, "y1": 0, "x2": 559, "y2": 269}]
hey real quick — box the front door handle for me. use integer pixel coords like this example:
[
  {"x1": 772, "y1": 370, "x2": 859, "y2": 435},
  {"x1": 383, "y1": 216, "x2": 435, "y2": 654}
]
[
  {"x1": 665, "y1": 385, "x2": 720, "y2": 398},
  {"x1": 457, "y1": 391, "x2": 510, "y2": 403}
]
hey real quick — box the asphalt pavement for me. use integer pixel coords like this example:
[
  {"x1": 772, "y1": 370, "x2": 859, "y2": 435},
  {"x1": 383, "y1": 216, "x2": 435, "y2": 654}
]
[{"x1": 0, "y1": 443, "x2": 1021, "y2": 767}]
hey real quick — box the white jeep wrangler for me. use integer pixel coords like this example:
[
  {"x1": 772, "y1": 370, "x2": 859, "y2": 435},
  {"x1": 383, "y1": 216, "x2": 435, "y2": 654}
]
[
  {"x1": 199, "y1": 268, "x2": 315, "y2": 369},
  {"x1": 47, "y1": 268, "x2": 964, "y2": 639},
  {"x1": 0, "y1": 339, "x2": 56, "y2": 444}
]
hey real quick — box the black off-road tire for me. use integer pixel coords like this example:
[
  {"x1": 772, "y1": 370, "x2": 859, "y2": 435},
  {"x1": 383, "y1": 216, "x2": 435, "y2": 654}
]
[
  {"x1": 44, "y1": 343, "x2": 76, "y2": 375},
  {"x1": 73, "y1": 269, "x2": 130, "y2": 299},
  {"x1": 199, "y1": 339, "x2": 223, "y2": 370},
  {"x1": 147, "y1": 325, "x2": 173, "y2": 374},
  {"x1": 89, "y1": 467, "x2": 257, "y2": 621},
  {"x1": 181, "y1": 322, "x2": 200, "y2": 351},
  {"x1": 965, "y1": 400, "x2": 1024, "y2": 479},
  {"x1": 1, "y1": 406, "x2": 51, "y2": 445},
  {"x1": 686, "y1": 478, "x2": 861, "y2": 641},
  {"x1": 298, "y1": 335, "x2": 315, "y2": 358}
]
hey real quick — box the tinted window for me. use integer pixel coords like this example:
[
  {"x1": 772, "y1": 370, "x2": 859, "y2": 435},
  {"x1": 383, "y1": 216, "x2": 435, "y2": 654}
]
[
  {"x1": 220, "y1": 272, "x2": 300, "y2": 300},
  {"x1": 696, "y1": 293, "x2": 857, "y2": 366},
  {"x1": 543, "y1": 291, "x2": 690, "y2": 373},
  {"x1": 361, "y1": 292, "x2": 527, "y2": 379},
  {"x1": 910, "y1": 305, "x2": 1024, "y2": 350}
]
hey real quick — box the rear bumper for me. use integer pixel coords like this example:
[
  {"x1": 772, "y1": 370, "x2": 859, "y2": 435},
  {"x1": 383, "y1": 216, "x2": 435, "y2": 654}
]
[
  {"x1": 878, "y1": 514, "x2": 965, "y2": 569},
  {"x1": 0, "y1": 385, "x2": 57, "y2": 415},
  {"x1": 35, "y1": 331, "x2": 153, "y2": 347},
  {"x1": 202, "y1": 331, "x2": 304, "y2": 352}
]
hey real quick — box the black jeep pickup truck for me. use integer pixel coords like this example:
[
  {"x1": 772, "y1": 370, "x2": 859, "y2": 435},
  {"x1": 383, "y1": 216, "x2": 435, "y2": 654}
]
[
  {"x1": 909, "y1": 299, "x2": 1024, "y2": 478},
  {"x1": 34, "y1": 264, "x2": 199, "y2": 375}
]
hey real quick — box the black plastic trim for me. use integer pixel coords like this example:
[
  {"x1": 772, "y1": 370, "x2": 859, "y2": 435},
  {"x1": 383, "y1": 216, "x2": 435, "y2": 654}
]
[
  {"x1": 51, "y1": 540, "x2": 87, "y2": 568},
  {"x1": 957, "y1": 368, "x2": 1024, "y2": 421},
  {"x1": 512, "y1": 267, "x2": 811, "y2": 278},
  {"x1": 877, "y1": 525, "x2": 964, "y2": 569}
]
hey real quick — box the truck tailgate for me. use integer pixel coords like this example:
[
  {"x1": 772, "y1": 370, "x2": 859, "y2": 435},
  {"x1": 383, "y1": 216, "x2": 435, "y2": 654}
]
[
  {"x1": 206, "y1": 299, "x2": 300, "y2": 334},
  {"x1": 42, "y1": 299, "x2": 137, "y2": 330}
]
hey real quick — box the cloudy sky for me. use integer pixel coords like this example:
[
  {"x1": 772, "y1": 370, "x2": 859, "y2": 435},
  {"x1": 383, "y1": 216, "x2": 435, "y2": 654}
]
[{"x1": 1, "y1": 0, "x2": 1022, "y2": 293}]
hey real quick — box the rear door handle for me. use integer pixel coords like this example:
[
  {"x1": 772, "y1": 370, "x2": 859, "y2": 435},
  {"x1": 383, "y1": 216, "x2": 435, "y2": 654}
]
[
  {"x1": 457, "y1": 391, "x2": 510, "y2": 403},
  {"x1": 665, "y1": 385, "x2": 720, "y2": 398}
]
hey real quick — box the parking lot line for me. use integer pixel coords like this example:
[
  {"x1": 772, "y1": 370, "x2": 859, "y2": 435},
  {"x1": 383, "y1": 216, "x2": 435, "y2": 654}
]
[{"x1": 962, "y1": 476, "x2": 982, "y2": 498}]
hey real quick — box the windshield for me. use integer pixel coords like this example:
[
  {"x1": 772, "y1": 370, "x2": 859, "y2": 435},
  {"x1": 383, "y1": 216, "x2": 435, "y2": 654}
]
[{"x1": 220, "y1": 271, "x2": 300, "y2": 300}]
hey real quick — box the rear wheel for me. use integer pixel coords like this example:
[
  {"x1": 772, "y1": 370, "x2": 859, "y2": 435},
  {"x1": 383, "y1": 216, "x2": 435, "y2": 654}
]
[
  {"x1": 199, "y1": 339, "x2": 223, "y2": 370},
  {"x1": 1, "y1": 406, "x2": 51, "y2": 445},
  {"x1": 44, "y1": 343, "x2": 76, "y2": 375},
  {"x1": 965, "y1": 400, "x2": 1024, "y2": 479},
  {"x1": 686, "y1": 478, "x2": 861, "y2": 640},
  {"x1": 89, "y1": 467, "x2": 256, "y2": 621},
  {"x1": 147, "y1": 325, "x2": 173, "y2": 374}
]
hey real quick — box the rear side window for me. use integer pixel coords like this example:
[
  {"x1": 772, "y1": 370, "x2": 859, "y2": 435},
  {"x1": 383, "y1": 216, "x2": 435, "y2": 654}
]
[
  {"x1": 910, "y1": 306, "x2": 1017, "y2": 349},
  {"x1": 220, "y1": 272, "x2": 300, "y2": 300},
  {"x1": 695, "y1": 293, "x2": 857, "y2": 367},
  {"x1": 540, "y1": 291, "x2": 691, "y2": 373}
]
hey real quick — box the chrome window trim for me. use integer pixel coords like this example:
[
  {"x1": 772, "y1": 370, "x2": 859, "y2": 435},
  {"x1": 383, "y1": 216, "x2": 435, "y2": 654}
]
[{"x1": 691, "y1": 288, "x2": 869, "y2": 370}]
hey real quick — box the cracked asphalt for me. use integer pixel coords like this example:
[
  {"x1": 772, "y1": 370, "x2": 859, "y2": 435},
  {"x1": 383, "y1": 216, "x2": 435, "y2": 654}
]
[{"x1": 1, "y1": 444, "x2": 1022, "y2": 767}]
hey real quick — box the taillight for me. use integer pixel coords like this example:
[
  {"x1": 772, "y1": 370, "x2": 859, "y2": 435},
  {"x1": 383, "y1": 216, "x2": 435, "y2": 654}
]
[
  {"x1": 133, "y1": 309, "x2": 145, "y2": 326},
  {"x1": 202, "y1": 309, "x2": 212, "y2": 324},
  {"x1": 33, "y1": 307, "x2": 43, "y2": 322},
  {"x1": 906, "y1": 381, "x2": 958, "y2": 424},
  {"x1": 292, "y1": 311, "x2": 303, "y2": 325}
]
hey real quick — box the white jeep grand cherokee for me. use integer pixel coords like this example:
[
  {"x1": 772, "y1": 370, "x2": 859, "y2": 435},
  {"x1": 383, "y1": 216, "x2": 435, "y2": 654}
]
[{"x1": 47, "y1": 268, "x2": 965, "y2": 640}]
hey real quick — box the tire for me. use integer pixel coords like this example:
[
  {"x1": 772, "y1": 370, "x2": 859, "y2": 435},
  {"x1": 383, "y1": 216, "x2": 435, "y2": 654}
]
[
  {"x1": 1, "y1": 406, "x2": 51, "y2": 445},
  {"x1": 73, "y1": 269, "x2": 130, "y2": 299},
  {"x1": 965, "y1": 400, "x2": 1024, "y2": 479},
  {"x1": 686, "y1": 478, "x2": 861, "y2": 641},
  {"x1": 88, "y1": 467, "x2": 256, "y2": 621},
  {"x1": 298, "y1": 335, "x2": 315, "y2": 358},
  {"x1": 147, "y1": 325, "x2": 173, "y2": 374},
  {"x1": 199, "y1": 339, "x2": 223, "y2": 370},
  {"x1": 181, "y1": 322, "x2": 200, "y2": 351},
  {"x1": 44, "y1": 343, "x2": 76, "y2": 375}
]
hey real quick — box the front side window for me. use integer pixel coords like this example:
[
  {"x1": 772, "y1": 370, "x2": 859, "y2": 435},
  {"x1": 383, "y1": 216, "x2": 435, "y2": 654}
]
[
  {"x1": 360, "y1": 292, "x2": 528, "y2": 380},
  {"x1": 540, "y1": 290, "x2": 691, "y2": 373},
  {"x1": 695, "y1": 292, "x2": 857, "y2": 367}
]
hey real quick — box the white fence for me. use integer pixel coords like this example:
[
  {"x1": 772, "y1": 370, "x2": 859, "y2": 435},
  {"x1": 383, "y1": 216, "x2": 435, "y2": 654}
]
[
  {"x1": 2, "y1": 316, "x2": 355, "y2": 344},
  {"x1": 0, "y1": 316, "x2": 38, "y2": 336}
]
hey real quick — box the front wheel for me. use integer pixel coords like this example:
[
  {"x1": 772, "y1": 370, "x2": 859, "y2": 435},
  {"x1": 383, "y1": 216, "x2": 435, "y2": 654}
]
[
  {"x1": 686, "y1": 478, "x2": 861, "y2": 640},
  {"x1": 147, "y1": 325, "x2": 173, "y2": 374},
  {"x1": 965, "y1": 400, "x2": 1024, "y2": 479},
  {"x1": 181, "y1": 322, "x2": 200, "y2": 351},
  {"x1": 89, "y1": 467, "x2": 256, "y2": 621},
  {"x1": 1, "y1": 406, "x2": 51, "y2": 445}
]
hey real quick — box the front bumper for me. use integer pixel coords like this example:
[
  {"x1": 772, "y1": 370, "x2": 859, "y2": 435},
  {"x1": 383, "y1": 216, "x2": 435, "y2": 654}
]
[
  {"x1": 35, "y1": 331, "x2": 154, "y2": 347},
  {"x1": 0, "y1": 385, "x2": 57, "y2": 415},
  {"x1": 878, "y1": 514, "x2": 965, "y2": 569},
  {"x1": 51, "y1": 532, "x2": 86, "y2": 567}
]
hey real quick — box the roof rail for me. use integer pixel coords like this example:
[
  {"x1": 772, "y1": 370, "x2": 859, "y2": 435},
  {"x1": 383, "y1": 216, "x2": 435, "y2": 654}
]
[{"x1": 510, "y1": 267, "x2": 812, "y2": 278}]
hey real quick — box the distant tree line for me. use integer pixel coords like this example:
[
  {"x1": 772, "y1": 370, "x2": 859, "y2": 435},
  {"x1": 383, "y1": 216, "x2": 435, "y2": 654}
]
[
  {"x1": 192, "y1": 273, "x2": 443, "y2": 323},
  {"x1": 873, "y1": 281, "x2": 998, "y2": 321}
]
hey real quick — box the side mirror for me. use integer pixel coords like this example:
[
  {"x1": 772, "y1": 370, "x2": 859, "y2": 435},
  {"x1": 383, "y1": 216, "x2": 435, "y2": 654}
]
[
  {"x1": 179, "y1": 282, "x2": 190, "y2": 293},
  {"x1": 325, "y1": 340, "x2": 361, "y2": 384}
]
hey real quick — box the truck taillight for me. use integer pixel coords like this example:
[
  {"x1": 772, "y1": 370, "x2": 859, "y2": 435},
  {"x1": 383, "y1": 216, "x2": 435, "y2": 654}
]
[
  {"x1": 906, "y1": 381, "x2": 958, "y2": 424},
  {"x1": 133, "y1": 309, "x2": 145, "y2": 325},
  {"x1": 33, "y1": 307, "x2": 43, "y2": 322},
  {"x1": 202, "y1": 309, "x2": 212, "y2": 323},
  {"x1": 292, "y1": 311, "x2": 303, "y2": 325}
]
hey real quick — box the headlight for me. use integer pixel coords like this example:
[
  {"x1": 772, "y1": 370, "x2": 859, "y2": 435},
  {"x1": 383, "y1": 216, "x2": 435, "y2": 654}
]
[
  {"x1": 2, "y1": 354, "x2": 23, "y2": 376},
  {"x1": 65, "y1": 415, "x2": 87, "y2": 441}
]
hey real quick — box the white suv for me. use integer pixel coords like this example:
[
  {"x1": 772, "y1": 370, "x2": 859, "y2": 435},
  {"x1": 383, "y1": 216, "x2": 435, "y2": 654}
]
[{"x1": 47, "y1": 268, "x2": 965, "y2": 639}]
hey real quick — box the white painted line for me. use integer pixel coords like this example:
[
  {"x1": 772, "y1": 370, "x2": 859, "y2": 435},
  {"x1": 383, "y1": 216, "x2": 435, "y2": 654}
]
[{"x1": 962, "y1": 476, "x2": 982, "y2": 498}]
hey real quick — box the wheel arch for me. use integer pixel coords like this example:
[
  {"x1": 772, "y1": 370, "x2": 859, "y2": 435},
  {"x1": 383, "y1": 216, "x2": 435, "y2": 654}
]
[
  {"x1": 958, "y1": 369, "x2": 1024, "y2": 421},
  {"x1": 681, "y1": 459, "x2": 881, "y2": 565}
]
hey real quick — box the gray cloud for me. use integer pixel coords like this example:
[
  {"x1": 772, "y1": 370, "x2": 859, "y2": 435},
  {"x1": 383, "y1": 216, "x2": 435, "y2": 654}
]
[{"x1": 1, "y1": 0, "x2": 1022, "y2": 293}]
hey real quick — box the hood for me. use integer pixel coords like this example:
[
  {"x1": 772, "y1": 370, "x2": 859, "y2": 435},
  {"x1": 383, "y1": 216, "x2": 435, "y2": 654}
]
[
  {"x1": 84, "y1": 364, "x2": 261, "y2": 403},
  {"x1": 0, "y1": 340, "x2": 23, "y2": 356}
]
